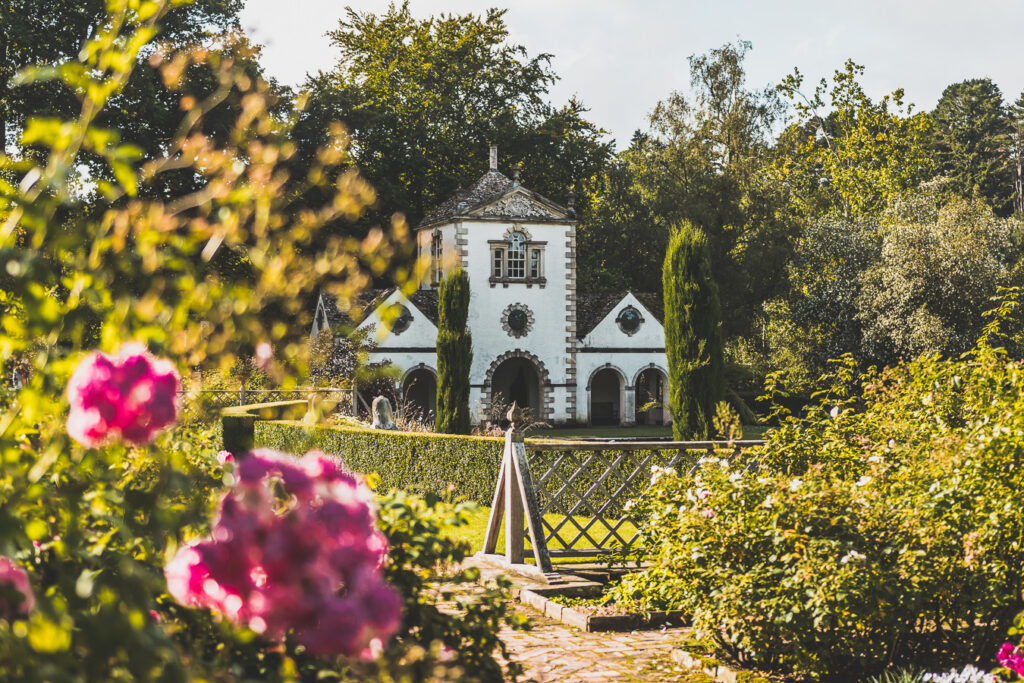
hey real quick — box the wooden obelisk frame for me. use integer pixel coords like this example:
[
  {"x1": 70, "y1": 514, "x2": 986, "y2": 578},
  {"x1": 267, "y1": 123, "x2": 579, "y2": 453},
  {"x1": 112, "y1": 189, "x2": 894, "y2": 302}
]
[{"x1": 479, "y1": 425, "x2": 556, "y2": 579}]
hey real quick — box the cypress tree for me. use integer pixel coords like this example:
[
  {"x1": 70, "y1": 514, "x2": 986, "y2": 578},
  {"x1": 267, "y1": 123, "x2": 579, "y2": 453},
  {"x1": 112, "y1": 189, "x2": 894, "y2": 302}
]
[
  {"x1": 663, "y1": 221, "x2": 724, "y2": 440},
  {"x1": 435, "y1": 268, "x2": 473, "y2": 434}
]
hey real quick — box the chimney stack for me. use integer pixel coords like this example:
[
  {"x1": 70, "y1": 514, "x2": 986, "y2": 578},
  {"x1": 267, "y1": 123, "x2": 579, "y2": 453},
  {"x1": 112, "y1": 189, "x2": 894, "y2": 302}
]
[{"x1": 489, "y1": 143, "x2": 498, "y2": 171}]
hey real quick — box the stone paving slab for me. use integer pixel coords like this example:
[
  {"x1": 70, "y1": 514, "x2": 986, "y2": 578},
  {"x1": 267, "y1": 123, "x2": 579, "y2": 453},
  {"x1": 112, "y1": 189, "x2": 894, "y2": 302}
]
[
  {"x1": 434, "y1": 559, "x2": 709, "y2": 681},
  {"x1": 498, "y1": 603, "x2": 696, "y2": 682}
]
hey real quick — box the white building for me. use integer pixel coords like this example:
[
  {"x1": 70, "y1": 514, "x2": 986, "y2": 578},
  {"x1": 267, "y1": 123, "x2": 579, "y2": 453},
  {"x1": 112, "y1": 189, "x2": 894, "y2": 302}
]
[{"x1": 312, "y1": 146, "x2": 670, "y2": 426}]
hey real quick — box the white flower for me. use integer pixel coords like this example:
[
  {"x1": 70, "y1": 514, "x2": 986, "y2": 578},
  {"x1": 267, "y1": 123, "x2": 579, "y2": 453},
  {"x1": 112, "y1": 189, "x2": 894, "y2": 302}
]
[
  {"x1": 623, "y1": 499, "x2": 636, "y2": 512},
  {"x1": 923, "y1": 664, "x2": 998, "y2": 683},
  {"x1": 789, "y1": 478, "x2": 803, "y2": 492},
  {"x1": 867, "y1": 455, "x2": 883, "y2": 464},
  {"x1": 762, "y1": 495, "x2": 773, "y2": 509},
  {"x1": 650, "y1": 465, "x2": 674, "y2": 485},
  {"x1": 840, "y1": 550, "x2": 865, "y2": 564},
  {"x1": 829, "y1": 406, "x2": 840, "y2": 418},
  {"x1": 856, "y1": 475, "x2": 872, "y2": 487}
]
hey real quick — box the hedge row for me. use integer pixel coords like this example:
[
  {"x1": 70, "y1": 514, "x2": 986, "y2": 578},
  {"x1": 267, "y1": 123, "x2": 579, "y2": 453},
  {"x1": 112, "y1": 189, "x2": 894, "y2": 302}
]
[{"x1": 254, "y1": 421, "x2": 504, "y2": 504}]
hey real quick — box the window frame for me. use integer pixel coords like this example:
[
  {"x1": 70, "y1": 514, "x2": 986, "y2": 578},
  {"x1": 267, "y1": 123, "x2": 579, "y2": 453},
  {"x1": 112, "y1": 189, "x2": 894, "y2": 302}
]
[{"x1": 488, "y1": 230, "x2": 547, "y2": 287}]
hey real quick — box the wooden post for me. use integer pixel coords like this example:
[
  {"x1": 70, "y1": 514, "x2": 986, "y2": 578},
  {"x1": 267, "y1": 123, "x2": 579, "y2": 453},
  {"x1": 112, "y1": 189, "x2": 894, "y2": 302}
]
[
  {"x1": 478, "y1": 414, "x2": 556, "y2": 580},
  {"x1": 504, "y1": 432, "x2": 525, "y2": 564}
]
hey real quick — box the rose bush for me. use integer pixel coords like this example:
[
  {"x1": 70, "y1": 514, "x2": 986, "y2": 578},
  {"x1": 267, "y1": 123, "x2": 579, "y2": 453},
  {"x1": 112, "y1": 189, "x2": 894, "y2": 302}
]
[
  {"x1": 611, "y1": 304, "x2": 1024, "y2": 678},
  {"x1": 0, "y1": 1, "x2": 519, "y2": 679}
]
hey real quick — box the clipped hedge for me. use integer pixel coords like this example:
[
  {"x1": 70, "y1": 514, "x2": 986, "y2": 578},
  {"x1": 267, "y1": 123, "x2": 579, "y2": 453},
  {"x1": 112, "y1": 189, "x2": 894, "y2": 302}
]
[{"x1": 255, "y1": 421, "x2": 503, "y2": 504}]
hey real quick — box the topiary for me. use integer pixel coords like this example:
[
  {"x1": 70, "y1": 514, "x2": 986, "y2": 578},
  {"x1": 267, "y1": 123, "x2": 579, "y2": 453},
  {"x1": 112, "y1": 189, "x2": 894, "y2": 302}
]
[
  {"x1": 662, "y1": 220, "x2": 724, "y2": 439},
  {"x1": 436, "y1": 269, "x2": 473, "y2": 434}
]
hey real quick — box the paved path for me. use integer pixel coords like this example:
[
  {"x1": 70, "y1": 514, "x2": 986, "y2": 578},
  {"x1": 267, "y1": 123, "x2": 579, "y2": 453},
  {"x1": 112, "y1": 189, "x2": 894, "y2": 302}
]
[{"x1": 498, "y1": 605, "x2": 698, "y2": 682}]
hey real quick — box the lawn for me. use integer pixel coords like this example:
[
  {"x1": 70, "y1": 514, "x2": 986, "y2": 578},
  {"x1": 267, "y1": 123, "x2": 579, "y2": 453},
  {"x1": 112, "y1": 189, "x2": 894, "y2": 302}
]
[{"x1": 449, "y1": 505, "x2": 637, "y2": 560}]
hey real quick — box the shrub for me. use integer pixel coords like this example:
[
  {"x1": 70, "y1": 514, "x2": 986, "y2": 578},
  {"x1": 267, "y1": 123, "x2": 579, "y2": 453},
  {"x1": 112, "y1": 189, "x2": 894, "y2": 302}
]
[
  {"x1": 663, "y1": 220, "x2": 724, "y2": 439},
  {"x1": 611, "y1": 330, "x2": 1024, "y2": 678},
  {"x1": 436, "y1": 269, "x2": 473, "y2": 434},
  {"x1": 255, "y1": 420, "x2": 503, "y2": 504},
  {"x1": 0, "y1": 1, "x2": 523, "y2": 678}
]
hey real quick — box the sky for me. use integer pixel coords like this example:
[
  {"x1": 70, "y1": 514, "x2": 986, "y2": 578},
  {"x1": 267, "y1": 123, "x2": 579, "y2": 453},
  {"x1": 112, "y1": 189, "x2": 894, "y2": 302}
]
[{"x1": 239, "y1": 0, "x2": 1024, "y2": 147}]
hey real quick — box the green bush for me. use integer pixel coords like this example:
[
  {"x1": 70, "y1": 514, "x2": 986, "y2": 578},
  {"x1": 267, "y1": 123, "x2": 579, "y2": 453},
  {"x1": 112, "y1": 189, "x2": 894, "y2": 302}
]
[
  {"x1": 611, "y1": 321, "x2": 1024, "y2": 678},
  {"x1": 255, "y1": 421, "x2": 503, "y2": 504},
  {"x1": 663, "y1": 220, "x2": 724, "y2": 439},
  {"x1": 436, "y1": 269, "x2": 473, "y2": 434},
  {"x1": 0, "y1": 2, "x2": 515, "y2": 678}
]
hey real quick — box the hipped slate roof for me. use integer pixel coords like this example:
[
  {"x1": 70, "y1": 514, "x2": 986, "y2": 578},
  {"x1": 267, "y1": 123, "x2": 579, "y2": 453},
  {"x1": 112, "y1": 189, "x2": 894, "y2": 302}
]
[
  {"x1": 576, "y1": 292, "x2": 664, "y2": 340},
  {"x1": 417, "y1": 169, "x2": 571, "y2": 229},
  {"x1": 319, "y1": 289, "x2": 439, "y2": 328}
]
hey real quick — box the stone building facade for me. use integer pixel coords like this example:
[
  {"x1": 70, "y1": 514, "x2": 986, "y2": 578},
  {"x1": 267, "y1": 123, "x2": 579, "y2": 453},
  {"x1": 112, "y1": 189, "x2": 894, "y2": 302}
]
[{"x1": 312, "y1": 147, "x2": 670, "y2": 426}]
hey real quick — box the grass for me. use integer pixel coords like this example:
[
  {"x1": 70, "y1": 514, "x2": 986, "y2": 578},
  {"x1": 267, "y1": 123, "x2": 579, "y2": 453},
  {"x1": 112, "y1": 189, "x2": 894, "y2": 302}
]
[{"x1": 448, "y1": 505, "x2": 637, "y2": 560}]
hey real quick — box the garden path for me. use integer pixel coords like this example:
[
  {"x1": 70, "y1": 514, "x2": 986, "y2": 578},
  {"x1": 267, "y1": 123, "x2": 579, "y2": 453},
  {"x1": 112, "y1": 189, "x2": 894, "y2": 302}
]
[
  {"x1": 433, "y1": 558, "x2": 708, "y2": 682},
  {"x1": 497, "y1": 606, "x2": 699, "y2": 682}
]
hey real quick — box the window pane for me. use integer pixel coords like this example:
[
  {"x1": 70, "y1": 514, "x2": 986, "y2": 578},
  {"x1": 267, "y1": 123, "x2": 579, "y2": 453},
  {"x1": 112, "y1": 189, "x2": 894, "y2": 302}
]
[
  {"x1": 508, "y1": 232, "x2": 526, "y2": 278},
  {"x1": 530, "y1": 249, "x2": 540, "y2": 278},
  {"x1": 492, "y1": 248, "x2": 503, "y2": 277}
]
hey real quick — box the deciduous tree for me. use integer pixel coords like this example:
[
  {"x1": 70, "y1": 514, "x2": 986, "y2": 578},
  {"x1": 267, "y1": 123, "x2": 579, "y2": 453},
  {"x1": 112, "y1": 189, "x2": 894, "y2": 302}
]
[{"x1": 295, "y1": 2, "x2": 610, "y2": 234}]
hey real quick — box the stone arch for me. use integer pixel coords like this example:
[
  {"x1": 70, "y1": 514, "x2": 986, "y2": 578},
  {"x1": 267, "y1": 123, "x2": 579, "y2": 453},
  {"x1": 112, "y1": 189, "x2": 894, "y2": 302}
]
[
  {"x1": 401, "y1": 363, "x2": 438, "y2": 385},
  {"x1": 587, "y1": 363, "x2": 628, "y2": 426},
  {"x1": 632, "y1": 363, "x2": 667, "y2": 389},
  {"x1": 400, "y1": 363, "x2": 437, "y2": 421},
  {"x1": 633, "y1": 363, "x2": 670, "y2": 426},
  {"x1": 482, "y1": 349, "x2": 553, "y2": 422}
]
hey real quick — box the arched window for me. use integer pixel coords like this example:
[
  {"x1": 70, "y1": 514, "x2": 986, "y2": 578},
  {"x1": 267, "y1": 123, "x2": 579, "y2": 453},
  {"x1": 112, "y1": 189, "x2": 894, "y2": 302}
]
[
  {"x1": 507, "y1": 231, "x2": 526, "y2": 278},
  {"x1": 489, "y1": 228, "x2": 545, "y2": 285}
]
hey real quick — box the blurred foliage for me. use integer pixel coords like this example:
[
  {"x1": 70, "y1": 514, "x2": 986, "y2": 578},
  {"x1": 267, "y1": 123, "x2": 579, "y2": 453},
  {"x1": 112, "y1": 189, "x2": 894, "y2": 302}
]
[{"x1": 0, "y1": 0, "x2": 521, "y2": 678}]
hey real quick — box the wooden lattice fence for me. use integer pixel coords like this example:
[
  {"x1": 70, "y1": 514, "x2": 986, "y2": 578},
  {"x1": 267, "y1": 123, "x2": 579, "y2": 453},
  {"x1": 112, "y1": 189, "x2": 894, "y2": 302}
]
[{"x1": 480, "y1": 430, "x2": 765, "y2": 581}]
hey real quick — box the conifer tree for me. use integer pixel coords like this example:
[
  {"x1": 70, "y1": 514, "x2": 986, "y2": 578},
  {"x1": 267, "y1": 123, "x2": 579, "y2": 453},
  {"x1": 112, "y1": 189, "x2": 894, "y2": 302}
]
[
  {"x1": 663, "y1": 221, "x2": 724, "y2": 439},
  {"x1": 435, "y1": 269, "x2": 473, "y2": 434}
]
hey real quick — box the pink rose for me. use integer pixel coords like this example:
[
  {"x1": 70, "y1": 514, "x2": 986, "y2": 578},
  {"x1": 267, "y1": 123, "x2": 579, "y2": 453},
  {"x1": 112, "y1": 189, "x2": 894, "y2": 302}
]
[
  {"x1": 67, "y1": 344, "x2": 179, "y2": 447},
  {"x1": 216, "y1": 450, "x2": 234, "y2": 465},
  {"x1": 165, "y1": 449, "x2": 401, "y2": 658},
  {"x1": 999, "y1": 642, "x2": 1024, "y2": 675},
  {"x1": 0, "y1": 556, "x2": 34, "y2": 618}
]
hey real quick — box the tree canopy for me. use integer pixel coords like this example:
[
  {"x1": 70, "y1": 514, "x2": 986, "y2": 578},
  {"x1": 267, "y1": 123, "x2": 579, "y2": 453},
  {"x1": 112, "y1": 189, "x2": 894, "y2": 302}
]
[{"x1": 294, "y1": 1, "x2": 611, "y2": 232}]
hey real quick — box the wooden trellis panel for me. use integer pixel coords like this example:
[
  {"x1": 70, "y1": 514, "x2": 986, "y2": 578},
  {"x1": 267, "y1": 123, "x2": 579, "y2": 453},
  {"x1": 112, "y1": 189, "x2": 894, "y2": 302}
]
[{"x1": 479, "y1": 429, "x2": 765, "y2": 580}]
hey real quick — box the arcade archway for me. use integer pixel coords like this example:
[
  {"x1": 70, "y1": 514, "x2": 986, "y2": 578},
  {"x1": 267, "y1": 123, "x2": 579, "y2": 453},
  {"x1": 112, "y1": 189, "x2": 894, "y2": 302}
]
[
  {"x1": 401, "y1": 366, "x2": 437, "y2": 421},
  {"x1": 634, "y1": 366, "x2": 669, "y2": 426},
  {"x1": 589, "y1": 366, "x2": 625, "y2": 426}
]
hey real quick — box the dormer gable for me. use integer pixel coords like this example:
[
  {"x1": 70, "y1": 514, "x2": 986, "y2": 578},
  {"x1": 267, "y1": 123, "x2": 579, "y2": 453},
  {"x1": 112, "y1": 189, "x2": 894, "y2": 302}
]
[
  {"x1": 578, "y1": 292, "x2": 665, "y2": 348},
  {"x1": 355, "y1": 289, "x2": 438, "y2": 349}
]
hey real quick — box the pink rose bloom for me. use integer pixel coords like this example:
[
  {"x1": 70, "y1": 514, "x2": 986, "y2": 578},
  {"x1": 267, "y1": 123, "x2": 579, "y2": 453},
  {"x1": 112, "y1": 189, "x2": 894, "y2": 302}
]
[
  {"x1": 166, "y1": 449, "x2": 402, "y2": 658},
  {"x1": 0, "y1": 556, "x2": 34, "y2": 618},
  {"x1": 1000, "y1": 642, "x2": 1024, "y2": 675},
  {"x1": 67, "y1": 344, "x2": 179, "y2": 447},
  {"x1": 216, "y1": 450, "x2": 234, "y2": 465}
]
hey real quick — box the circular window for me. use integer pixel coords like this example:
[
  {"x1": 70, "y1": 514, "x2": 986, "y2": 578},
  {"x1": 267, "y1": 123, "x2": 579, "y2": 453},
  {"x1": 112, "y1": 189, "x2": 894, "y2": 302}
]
[
  {"x1": 501, "y1": 303, "x2": 534, "y2": 338},
  {"x1": 616, "y1": 306, "x2": 643, "y2": 336},
  {"x1": 507, "y1": 309, "x2": 528, "y2": 332},
  {"x1": 390, "y1": 305, "x2": 414, "y2": 335}
]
